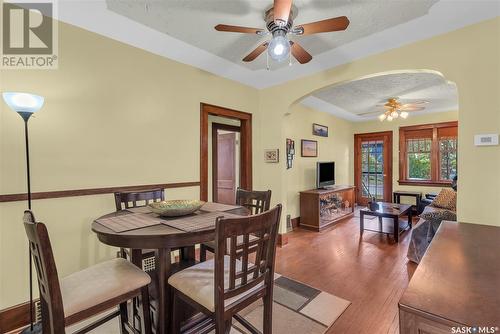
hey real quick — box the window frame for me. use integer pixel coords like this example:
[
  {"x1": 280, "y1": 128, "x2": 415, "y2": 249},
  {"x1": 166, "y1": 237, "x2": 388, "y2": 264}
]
[{"x1": 398, "y1": 121, "x2": 458, "y2": 187}]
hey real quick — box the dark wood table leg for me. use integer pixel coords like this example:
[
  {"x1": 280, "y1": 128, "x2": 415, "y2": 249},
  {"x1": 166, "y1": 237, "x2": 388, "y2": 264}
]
[
  {"x1": 393, "y1": 215, "x2": 399, "y2": 243},
  {"x1": 360, "y1": 211, "x2": 365, "y2": 234},
  {"x1": 156, "y1": 248, "x2": 171, "y2": 334},
  {"x1": 181, "y1": 246, "x2": 196, "y2": 261},
  {"x1": 130, "y1": 250, "x2": 143, "y2": 332},
  {"x1": 408, "y1": 208, "x2": 413, "y2": 229},
  {"x1": 378, "y1": 216, "x2": 383, "y2": 233}
]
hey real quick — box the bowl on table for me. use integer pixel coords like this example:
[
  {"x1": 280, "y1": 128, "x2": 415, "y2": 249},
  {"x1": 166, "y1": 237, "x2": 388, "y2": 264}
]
[{"x1": 148, "y1": 200, "x2": 206, "y2": 217}]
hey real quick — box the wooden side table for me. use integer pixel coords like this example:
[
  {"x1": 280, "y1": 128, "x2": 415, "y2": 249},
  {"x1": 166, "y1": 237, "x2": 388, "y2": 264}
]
[{"x1": 393, "y1": 191, "x2": 422, "y2": 214}]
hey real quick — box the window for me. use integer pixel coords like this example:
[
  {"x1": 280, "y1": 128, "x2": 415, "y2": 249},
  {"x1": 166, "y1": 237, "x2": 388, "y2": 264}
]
[
  {"x1": 407, "y1": 137, "x2": 432, "y2": 180},
  {"x1": 399, "y1": 121, "x2": 458, "y2": 186}
]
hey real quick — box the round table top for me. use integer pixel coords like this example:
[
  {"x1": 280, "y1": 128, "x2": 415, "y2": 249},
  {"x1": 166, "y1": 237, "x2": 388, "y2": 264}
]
[{"x1": 92, "y1": 206, "x2": 249, "y2": 249}]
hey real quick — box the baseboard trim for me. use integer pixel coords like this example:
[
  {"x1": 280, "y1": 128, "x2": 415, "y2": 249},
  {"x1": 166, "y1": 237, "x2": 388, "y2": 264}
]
[
  {"x1": 0, "y1": 301, "x2": 35, "y2": 334},
  {"x1": 277, "y1": 233, "x2": 288, "y2": 247}
]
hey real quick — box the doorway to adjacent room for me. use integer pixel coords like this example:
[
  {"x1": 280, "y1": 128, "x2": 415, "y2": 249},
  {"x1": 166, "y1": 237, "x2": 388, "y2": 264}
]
[
  {"x1": 212, "y1": 123, "x2": 241, "y2": 204},
  {"x1": 200, "y1": 103, "x2": 252, "y2": 202}
]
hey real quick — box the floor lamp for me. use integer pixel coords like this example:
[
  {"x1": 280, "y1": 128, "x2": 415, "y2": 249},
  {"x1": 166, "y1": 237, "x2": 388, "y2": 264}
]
[{"x1": 3, "y1": 92, "x2": 44, "y2": 334}]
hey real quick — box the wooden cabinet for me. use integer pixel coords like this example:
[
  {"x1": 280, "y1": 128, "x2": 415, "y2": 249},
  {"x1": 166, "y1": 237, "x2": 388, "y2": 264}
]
[
  {"x1": 399, "y1": 221, "x2": 500, "y2": 333},
  {"x1": 299, "y1": 186, "x2": 355, "y2": 231}
]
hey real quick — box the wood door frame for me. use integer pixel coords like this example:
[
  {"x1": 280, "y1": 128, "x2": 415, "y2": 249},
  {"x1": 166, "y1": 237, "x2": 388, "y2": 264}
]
[
  {"x1": 354, "y1": 131, "x2": 393, "y2": 204},
  {"x1": 212, "y1": 123, "x2": 241, "y2": 203},
  {"x1": 200, "y1": 103, "x2": 252, "y2": 202}
]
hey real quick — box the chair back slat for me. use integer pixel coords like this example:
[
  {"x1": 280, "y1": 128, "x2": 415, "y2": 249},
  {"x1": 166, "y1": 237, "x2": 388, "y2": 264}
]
[
  {"x1": 235, "y1": 188, "x2": 272, "y2": 215},
  {"x1": 241, "y1": 234, "x2": 250, "y2": 285},
  {"x1": 114, "y1": 189, "x2": 164, "y2": 211},
  {"x1": 214, "y1": 205, "x2": 281, "y2": 311},
  {"x1": 23, "y1": 210, "x2": 66, "y2": 333}
]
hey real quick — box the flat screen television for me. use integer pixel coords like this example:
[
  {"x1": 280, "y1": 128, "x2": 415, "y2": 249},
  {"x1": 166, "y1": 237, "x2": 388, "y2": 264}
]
[{"x1": 317, "y1": 161, "x2": 335, "y2": 189}]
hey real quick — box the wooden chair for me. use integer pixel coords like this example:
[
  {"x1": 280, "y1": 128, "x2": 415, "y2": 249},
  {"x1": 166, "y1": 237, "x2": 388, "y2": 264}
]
[
  {"x1": 169, "y1": 204, "x2": 282, "y2": 334},
  {"x1": 200, "y1": 188, "x2": 272, "y2": 261},
  {"x1": 114, "y1": 189, "x2": 165, "y2": 261},
  {"x1": 23, "y1": 210, "x2": 152, "y2": 334}
]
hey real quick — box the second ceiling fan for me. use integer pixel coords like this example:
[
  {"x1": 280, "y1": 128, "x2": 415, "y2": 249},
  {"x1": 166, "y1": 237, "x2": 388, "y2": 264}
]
[{"x1": 215, "y1": 0, "x2": 350, "y2": 65}]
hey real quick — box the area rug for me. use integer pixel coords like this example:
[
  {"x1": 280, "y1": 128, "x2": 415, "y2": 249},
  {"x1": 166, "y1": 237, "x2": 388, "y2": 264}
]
[
  {"x1": 227, "y1": 274, "x2": 351, "y2": 334},
  {"x1": 68, "y1": 274, "x2": 350, "y2": 334}
]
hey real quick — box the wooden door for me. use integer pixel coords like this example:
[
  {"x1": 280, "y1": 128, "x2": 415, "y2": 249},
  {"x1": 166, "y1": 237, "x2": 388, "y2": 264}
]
[
  {"x1": 354, "y1": 131, "x2": 393, "y2": 205},
  {"x1": 216, "y1": 132, "x2": 237, "y2": 204}
]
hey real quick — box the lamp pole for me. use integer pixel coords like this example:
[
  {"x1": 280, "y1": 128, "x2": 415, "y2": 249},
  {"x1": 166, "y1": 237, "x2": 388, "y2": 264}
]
[
  {"x1": 3, "y1": 93, "x2": 44, "y2": 334},
  {"x1": 20, "y1": 113, "x2": 41, "y2": 334}
]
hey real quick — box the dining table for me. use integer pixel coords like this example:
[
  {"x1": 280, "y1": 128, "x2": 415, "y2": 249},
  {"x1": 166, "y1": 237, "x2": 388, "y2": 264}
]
[{"x1": 91, "y1": 202, "x2": 249, "y2": 334}]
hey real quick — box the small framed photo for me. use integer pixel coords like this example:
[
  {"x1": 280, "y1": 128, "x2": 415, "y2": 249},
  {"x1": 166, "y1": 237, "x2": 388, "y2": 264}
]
[
  {"x1": 264, "y1": 149, "x2": 279, "y2": 163},
  {"x1": 313, "y1": 123, "x2": 328, "y2": 137},
  {"x1": 301, "y1": 140, "x2": 318, "y2": 157}
]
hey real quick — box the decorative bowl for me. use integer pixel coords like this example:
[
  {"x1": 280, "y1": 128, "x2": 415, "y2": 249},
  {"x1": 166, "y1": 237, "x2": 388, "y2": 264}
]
[{"x1": 148, "y1": 200, "x2": 206, "y2": 217}]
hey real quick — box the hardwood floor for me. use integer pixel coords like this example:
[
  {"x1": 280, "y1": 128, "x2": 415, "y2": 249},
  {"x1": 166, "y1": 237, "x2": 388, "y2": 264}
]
[{"x1": 275, "y1": 215, "x2": 417, "y2": 334}]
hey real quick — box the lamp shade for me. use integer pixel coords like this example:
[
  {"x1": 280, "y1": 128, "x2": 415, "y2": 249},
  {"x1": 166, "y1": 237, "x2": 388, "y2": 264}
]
[
  {"x1": 268, "y1": 32, "x2": 290, "y2": 62},
  {"x1": 2, "y1": 92, "x2": 44, "y2": 114}
]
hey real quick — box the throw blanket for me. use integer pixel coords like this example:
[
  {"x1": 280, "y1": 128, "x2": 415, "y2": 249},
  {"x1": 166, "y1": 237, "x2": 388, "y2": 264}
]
[{"x1": 407, "y1": 207, "x2": 457, "y2": 264}]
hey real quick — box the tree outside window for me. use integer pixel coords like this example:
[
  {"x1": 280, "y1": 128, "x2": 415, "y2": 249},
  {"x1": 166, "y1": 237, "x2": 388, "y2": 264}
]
[{"x1": 399, "y1": 121, "x2": 458, "y2": 186}]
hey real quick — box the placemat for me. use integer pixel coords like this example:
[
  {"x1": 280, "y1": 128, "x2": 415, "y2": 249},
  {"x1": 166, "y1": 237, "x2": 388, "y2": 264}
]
[
  {"x1": 126, "y1": 206, "x2": 152, "y2": 214},
  {"x1": 161, "y1": 211, "x2": 242, "y2": 232},
  {"x1": 96, "y1": 213, "x2": 163, "y2": 233},
  {"x1": 201, "y1": 202, "x2": 242, "y2": 212}
]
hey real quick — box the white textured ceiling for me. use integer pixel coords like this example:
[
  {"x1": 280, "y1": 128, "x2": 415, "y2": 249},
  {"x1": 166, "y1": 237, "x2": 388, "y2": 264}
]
[
  {"x1": 105, "y1": 0, "x2": 438, "y2": 71},
  {"x1": 301, "y1": 70, "x2": 458, "y2": 121},
  {"x1": 55, "y1": 1, "x2": 500, "y2": 88}
]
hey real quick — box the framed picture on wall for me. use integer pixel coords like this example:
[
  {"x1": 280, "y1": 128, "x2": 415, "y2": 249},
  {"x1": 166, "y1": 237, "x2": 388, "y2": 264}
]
[
  {"x1": 313, "y1": 123, "x2": 328, "y2": 137},
  {"x1": 301, "y1": 140, "x2": 318, "y2": 157},
  {"x1": 286, "y1": 138, "x2": 295, "y2": 169},
  {"x1": 264, "y1": 149, "x2": 279, "y2": 163}
]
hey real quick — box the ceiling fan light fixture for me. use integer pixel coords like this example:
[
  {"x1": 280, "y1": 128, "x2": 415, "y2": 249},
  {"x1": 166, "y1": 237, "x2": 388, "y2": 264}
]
[
  {"x1": 400, "y1": 111, "x2": 409, "y2": 119},
  {"x1": 391, "y1": 110, "x2": 399, "y2": 118},
  {"x1": 387, "y1": 115, "x2": 393, "y2": 122},
  {"x1": 268, "y1": 31, "x2": 290, "y2": 62},
  {"x1": 378, "y1": 114, "x2": 387, "y2": 121}
]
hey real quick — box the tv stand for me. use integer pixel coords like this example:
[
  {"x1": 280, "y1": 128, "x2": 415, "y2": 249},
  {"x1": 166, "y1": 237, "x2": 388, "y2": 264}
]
[{"x1": 299, "y1": 186, "x2": 355, "y2": 231}]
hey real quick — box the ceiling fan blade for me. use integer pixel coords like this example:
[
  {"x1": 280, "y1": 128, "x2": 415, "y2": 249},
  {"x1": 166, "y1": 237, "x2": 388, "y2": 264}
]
[
  {"x1": 295, "y1": 16, "x2": 350, "y2": 35},
  {"x1": 273, "y1": 0, "x2": 292, "y2": 25},
  {"x1": 399, "y1": 106, "x2": 426, "y2": 111},
  {"x1": 400, "y1": 100, "x2": 429, "y2": 105},
  {"x1": 290, "y1": 41, "x2": 312, "y2": 64},
  {"x1": 358, "y1": 110, "x2": 384, "y2": 116},
  {"x1": 242, "y1": 42, "x2": 269, "y2": 62},
  {"x1": 215, "y1": 24, "x2": 263, "y2": 34}
]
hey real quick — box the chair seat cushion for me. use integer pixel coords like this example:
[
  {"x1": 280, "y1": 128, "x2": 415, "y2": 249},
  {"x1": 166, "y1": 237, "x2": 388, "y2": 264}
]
[
  {"x1": 168, "y1": 256, "x2": 263, "y2": 312},
  {"x1": 61, "y1": 258, "x2": 151, "y2": 317},
  {"x1": 202, "y1": 234, "x2": 259, "y2": 251}
]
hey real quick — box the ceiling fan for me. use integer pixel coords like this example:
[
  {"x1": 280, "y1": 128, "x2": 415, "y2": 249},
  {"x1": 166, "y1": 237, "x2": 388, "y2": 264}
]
[
  {"x1": 214, "y1": 0, "x2": 350, "y2": 65},
  {"x1": 360, "y1": 98, "x2": 429, "y2": 121}
]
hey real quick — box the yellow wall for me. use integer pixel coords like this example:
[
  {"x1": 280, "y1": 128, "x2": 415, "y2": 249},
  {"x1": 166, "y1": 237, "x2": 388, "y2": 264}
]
[
  {"x1": 0, "y1": 21, "x2": 260, "y2": 308},
  {"x1": 284, "y1": 104, "x2": 353, "y2": 218},
  {"x1": 352, "y1": 111, "x2": 459, "y2": 203}
]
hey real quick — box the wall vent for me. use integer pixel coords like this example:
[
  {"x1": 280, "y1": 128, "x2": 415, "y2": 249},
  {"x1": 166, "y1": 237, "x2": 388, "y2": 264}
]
[{"x1": 35, "y1": 300, "x2": 42, "y2": 323}]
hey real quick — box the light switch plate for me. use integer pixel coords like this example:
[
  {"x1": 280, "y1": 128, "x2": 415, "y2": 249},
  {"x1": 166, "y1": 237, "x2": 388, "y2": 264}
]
[{"x1": 474, "y1": 134, "x2": 499, "y2": 146}]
